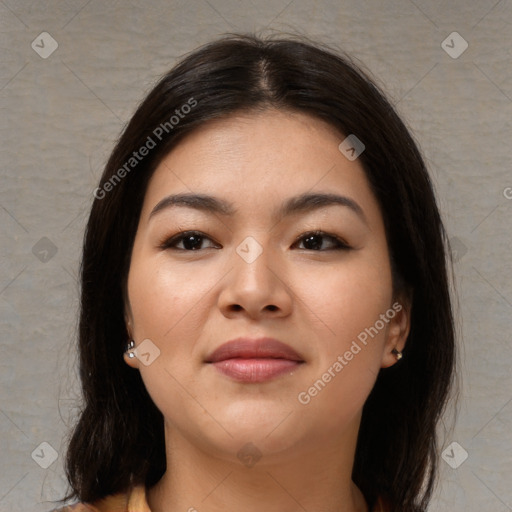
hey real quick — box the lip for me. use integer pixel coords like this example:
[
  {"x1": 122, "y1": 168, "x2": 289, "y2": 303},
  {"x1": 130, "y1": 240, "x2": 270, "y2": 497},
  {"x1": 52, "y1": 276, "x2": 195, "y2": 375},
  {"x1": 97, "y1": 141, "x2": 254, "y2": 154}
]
[{"x1": 205, "y1": 337, "x2": 305, "y2": 383}]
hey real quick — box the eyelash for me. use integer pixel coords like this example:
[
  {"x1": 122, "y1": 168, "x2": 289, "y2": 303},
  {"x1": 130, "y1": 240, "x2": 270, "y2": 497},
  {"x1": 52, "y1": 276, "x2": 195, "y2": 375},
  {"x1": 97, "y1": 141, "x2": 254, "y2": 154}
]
[{"x1": 158, "y1": 230, "x2": 352, "y2": 252}]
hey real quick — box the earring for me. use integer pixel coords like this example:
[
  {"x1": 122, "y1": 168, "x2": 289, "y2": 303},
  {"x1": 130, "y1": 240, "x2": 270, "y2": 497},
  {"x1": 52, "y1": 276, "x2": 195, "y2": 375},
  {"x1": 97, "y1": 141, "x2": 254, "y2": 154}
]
[
  {"x1": 125, "y1": 339, "x2": 136, "y2": 358},
  {"x1": 391, "y1": 348, "x2": 403, "y2": 361}
]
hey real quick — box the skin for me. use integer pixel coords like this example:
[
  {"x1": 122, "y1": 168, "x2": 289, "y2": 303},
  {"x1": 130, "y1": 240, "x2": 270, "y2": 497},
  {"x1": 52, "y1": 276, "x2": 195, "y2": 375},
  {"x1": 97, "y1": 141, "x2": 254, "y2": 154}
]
[{"x1": 124, "y1": 109, "x2": 410, "y2": 512}]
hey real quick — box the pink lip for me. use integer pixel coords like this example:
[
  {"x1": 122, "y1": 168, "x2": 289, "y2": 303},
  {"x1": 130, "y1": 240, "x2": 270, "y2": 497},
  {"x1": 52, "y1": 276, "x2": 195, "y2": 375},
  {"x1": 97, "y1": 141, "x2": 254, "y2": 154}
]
[{"x1": 205, "y1": 337, "x2": 304, "y2": 383}]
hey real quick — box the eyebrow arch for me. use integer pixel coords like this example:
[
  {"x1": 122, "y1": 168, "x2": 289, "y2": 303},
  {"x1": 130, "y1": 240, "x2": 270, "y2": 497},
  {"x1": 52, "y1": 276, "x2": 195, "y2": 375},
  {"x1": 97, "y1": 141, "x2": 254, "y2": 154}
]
[
  {"x1": 149, "y1": 192, "x2": 368, "y2": 225},
  {"x1": 279, "y1": 192, "x2": 368, "y2": 225},
  {"x1": 149, "y1": 193, "x2": 236, "y2": 220}
]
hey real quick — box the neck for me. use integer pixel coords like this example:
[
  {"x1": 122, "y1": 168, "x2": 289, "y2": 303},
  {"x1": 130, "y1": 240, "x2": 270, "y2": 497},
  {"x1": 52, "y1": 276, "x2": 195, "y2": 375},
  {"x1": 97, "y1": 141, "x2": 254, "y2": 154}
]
[{"x1": 147, "y1": 416, "x2": 369, "y2": 512}]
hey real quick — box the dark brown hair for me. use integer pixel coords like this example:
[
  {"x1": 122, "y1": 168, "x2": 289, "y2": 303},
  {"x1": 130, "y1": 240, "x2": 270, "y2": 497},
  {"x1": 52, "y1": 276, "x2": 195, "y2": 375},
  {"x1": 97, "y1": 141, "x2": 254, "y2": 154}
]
[{"x1": 60, "y1": 33, "x2": 456, "y2": 512}]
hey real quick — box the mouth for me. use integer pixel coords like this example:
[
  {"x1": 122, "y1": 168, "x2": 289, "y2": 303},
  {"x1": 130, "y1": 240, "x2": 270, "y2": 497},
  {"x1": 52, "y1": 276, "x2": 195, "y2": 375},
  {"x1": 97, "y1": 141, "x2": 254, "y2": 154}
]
[{"x1": 205, "y1": 337, "x2": 305, "y2": 383}]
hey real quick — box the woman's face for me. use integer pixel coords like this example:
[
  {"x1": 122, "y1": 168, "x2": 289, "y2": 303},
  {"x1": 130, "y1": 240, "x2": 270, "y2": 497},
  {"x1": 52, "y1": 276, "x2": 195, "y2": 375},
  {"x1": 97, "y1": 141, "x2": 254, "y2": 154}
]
[{"x1": 124, "y1": 109, "x2": 409, "y2": 463}]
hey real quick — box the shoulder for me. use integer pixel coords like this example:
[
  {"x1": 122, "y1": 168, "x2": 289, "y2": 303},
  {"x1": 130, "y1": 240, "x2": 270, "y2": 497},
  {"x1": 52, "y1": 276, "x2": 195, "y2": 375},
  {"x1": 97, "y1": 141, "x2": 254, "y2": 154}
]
[{"x1": 50, "y1": 485, "x2": 148, "y2": 512}]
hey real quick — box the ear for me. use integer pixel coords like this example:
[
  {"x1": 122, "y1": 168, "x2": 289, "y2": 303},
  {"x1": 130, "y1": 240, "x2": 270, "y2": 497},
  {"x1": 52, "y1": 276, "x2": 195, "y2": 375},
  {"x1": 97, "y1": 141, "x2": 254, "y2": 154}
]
[
  {"x1": 123, "y1": 343, "x2": 140, "y2": 369},
  {"x1": 381, "y1": 294, "x2": 411, "y2": 368},
  {"x1": 123, "y1": 304, "x2": 140, "y2": 369},
  {"x1": 125, "y1": 312, "x2": 133, "y2": 339}
]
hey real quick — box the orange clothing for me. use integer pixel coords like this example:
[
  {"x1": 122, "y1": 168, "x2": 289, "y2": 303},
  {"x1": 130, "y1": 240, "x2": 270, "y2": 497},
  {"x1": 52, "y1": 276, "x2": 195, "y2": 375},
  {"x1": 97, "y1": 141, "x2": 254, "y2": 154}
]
[
  {"x1": 53, "y1": 485, "x2": 389, "y2": 511},
  {"x1": 52, "y1": 485, "x2": 149, "y2": 512}
]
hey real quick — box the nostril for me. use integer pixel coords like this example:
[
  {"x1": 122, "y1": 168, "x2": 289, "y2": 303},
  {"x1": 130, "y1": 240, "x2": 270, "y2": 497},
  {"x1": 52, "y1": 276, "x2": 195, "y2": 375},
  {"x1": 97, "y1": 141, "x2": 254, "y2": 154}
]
[{"x1": 227, "y1": 304, "x2": 278, "y2": 312}]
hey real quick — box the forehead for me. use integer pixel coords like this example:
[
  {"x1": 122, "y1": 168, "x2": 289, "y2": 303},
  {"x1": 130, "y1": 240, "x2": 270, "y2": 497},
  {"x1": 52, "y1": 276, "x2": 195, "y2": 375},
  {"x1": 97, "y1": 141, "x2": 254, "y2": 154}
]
[
  {"x1": 157, "y1": 109, "x2": 346, "y2": 175},
  {"x1": 141, "y1": 109, "x2": 381, "y2": 225}
]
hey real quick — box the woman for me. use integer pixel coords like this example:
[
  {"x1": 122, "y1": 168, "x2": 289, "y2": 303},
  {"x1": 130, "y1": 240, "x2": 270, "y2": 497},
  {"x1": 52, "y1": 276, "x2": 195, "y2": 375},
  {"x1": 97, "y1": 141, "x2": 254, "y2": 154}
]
[{"x1": 54, "y1": 34, "x2": 456, "y2": 512}]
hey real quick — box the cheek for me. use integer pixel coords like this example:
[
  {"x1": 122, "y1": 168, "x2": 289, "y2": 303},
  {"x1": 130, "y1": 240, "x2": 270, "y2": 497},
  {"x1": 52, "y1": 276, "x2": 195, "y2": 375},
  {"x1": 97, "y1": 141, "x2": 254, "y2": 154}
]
[
  {"x1": 292, "y1": 254, "x2": 393, "y2": 418},
  {"x1": 296, "y1": 254, "x2": 393, "y2": 349},
  {"x1": 127, "y1": 252, "x2": 212, "y2": 340},
  {"x1": 125, "y1": 254, "x2": 214, "y2": 414}
]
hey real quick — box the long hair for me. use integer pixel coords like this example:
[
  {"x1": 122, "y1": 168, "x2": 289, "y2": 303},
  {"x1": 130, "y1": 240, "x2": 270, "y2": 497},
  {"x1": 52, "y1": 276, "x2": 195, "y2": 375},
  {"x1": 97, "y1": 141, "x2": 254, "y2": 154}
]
[{"x1": 61, "y1": 33, "x2": 456, "y2": 512}]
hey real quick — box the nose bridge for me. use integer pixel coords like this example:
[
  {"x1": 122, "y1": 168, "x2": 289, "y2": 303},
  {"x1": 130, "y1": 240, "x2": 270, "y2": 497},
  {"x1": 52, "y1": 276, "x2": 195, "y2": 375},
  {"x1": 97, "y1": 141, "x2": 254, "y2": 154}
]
[
  {"x1": 232, "y1": 234, "x2": 274, "y2": 285},
  {"x1": 235, "y1": 234, "x2": 266, "y2": 267},
  {"x1": 218, "y1": 233, "x2": 292, "y2": 317}
]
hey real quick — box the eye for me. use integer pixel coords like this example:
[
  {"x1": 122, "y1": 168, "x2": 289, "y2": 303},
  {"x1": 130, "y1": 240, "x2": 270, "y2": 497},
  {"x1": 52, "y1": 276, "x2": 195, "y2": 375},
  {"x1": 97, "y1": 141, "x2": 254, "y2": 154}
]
[
  {"x1": 159, "y1": 230, "x2": 219, "y2": 251},
  {"x1": 292, "y1": 231, "x2": 351, "y2": 251},
  {"x1": 159, "y1": 230, "x2": 351, "y2": 252}
]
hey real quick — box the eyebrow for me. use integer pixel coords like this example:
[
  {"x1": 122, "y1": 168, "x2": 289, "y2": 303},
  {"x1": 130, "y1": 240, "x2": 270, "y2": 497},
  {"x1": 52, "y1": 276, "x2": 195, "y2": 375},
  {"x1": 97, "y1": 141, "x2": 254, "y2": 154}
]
[{"x1": 149, "y1": 192, "x2": 368, "y2": 225}]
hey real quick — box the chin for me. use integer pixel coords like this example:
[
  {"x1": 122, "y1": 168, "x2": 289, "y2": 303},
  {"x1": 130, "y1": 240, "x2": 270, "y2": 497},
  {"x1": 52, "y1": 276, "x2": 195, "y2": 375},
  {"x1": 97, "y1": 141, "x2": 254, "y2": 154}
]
[{"x1": 196, "y1": 403, "x2": 306, "y2": 457}]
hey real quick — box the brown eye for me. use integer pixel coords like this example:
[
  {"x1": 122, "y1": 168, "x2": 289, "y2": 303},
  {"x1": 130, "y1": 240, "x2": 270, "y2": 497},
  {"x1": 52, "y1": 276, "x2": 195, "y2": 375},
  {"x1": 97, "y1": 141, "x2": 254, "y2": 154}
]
[
  {"x1": 159, "y1": 231, "x2": 219, "y2": 251},
  {"x1": 293, "y1": 231, "x2": 351, "y2": 251}
]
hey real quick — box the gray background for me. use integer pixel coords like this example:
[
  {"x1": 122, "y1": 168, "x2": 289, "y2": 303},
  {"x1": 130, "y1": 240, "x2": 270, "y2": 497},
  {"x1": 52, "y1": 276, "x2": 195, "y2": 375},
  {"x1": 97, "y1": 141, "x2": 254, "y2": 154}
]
[{"x1": 1, "y1": 1, "x2": 511, "y2": 511}]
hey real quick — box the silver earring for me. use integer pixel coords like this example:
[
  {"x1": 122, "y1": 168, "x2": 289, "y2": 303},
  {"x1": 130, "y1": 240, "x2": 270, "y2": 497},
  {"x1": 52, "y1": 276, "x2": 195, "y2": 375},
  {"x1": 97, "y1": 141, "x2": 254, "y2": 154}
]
[
  {"x1": 125, "y1": 340, "x2": 136, "y2": 358},
  {"x1": 391, "y1": 348, "x2": 403, "y2": 360}
]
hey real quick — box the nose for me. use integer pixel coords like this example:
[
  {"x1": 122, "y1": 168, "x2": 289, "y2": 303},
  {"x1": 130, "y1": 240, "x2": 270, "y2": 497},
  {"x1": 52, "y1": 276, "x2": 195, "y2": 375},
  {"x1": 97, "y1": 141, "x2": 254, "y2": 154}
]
[{"x1": 217, "y1": 238, "x2": 293, "y2": 320}]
